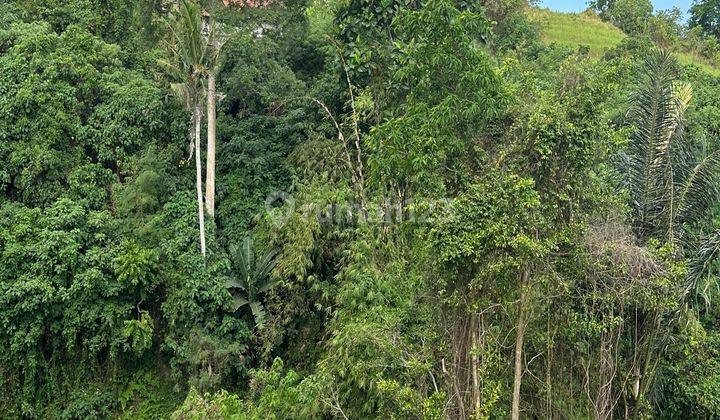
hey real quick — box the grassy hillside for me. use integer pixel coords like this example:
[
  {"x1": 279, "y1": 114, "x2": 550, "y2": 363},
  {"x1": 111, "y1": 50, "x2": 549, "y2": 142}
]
[
  {"x1": 529, "y1": 8, "x2": 625, "y2": 57},
  {"x1": 676, "y1": 51, "x2": 719, "y2": 76},
  {"x1": 529, "y1": 8, "x2": 720, "y2": 76}
]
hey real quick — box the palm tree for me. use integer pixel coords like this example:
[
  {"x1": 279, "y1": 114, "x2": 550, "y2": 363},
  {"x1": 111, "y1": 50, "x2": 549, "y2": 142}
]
[
  {"x1": 226, "y1": 237, "x2": 280, "y2": 328},
  {"x1": 621, "y1": 49, "x2": 720, "y2": 412},
  {"x1": 690, "y1": 229, "x2": 720, "y2": 304},
  {"x1": 161, "y1": 0, "x2": 211, "y2": 257},
  {"x1": 624, "y1": 50, "x2": 720, "y2": 246}
]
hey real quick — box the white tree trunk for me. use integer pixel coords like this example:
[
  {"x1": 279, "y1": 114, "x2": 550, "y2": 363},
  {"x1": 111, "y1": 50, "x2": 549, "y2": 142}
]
[
  {"x1": 471, "y1": 314, "x2": 480, "y2": 415},
  {"x1": 512, "y1": 270, "x2": 529, "y2": 420},
  {"x1": 205, "y1": 72, "x2": 216, "y2": 219},
  {"x1": 195, "y1": 104, "x2": 206, "y2": 258}
]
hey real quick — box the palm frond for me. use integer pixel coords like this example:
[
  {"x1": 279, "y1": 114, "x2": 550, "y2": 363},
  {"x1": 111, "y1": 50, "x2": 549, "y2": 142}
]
[
  {"x1": 230, "y1": 242, "x2": 251, "y2": 289},
  {"x1": 225, "y1": 277, "x2": 244, "y2": 290},
  {"x1": 160, "y1": 0, "x2": 211, "y2": 108},
  {"x1": 687, "y1": 230, "x2": 720, "y2": 307},
  {"x1": 226, "y1": 238, "x2": 280, "y2": 327},
  {"x1": 626, "y1": 51, "x2": 679, "y2": 238},
  {"x1": 249, "y1": 301, "x2": 267, "y2": 328},
  {"x1": 231, "y1": 295, "x2": 249, "y2": 312},
  {"x1": 177, "y1": 0, "x2": 208, "y2": 71},
  {"x1": 241, "y1": 237, "x2": 255, "y2": 280},
  {"x1": 254, "y1": 247, "x2": 279, "y2": 288},
  {"x1": 675, "y1": 151, "x2": 720, "y2": 231},
  {"x1": 205, "y1": 17, "x2": 234, "y2": 73},
  {"x1": 168, "y1": 81, "x2": 193, "y2": 110}
]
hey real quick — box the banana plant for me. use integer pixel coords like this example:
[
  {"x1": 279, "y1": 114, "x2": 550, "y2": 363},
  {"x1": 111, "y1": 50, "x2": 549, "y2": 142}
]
[{"x1": 226, "y1": 237, "x2": 280, "y2": 328}]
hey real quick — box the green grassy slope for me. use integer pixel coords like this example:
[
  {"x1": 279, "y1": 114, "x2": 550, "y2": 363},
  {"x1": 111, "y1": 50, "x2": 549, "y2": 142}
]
[
  {"x1": 675, "y1": 52, "x2": 719, "y2": 76},
  {"x1": 529, "y1": 8, "x2": 719, "y2": 76},
  {"x1": 529, "y1": 8, "x2": 626, "y2": 57}
]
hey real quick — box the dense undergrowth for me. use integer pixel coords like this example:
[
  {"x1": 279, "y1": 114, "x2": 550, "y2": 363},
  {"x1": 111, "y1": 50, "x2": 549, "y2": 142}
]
[{"x1": 2, "y1": 0, "x2": 720, "y2": 418}]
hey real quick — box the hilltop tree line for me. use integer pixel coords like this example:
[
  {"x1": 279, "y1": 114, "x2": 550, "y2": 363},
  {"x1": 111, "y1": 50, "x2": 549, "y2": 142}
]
[{"x1": 591, "y1": 0, "x2": 720, "y2": 64}]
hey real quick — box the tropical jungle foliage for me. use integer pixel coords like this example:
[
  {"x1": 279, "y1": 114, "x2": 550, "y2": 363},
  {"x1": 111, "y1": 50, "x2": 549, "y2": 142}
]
[{"x1": 2, "y1": 0, "x2": 720, "y2": 418}]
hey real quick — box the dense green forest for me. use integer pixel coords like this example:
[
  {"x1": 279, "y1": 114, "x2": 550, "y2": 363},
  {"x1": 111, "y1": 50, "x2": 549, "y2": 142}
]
[{"x1": 2, "y1": 0, "x2": 720, "y2": 417}]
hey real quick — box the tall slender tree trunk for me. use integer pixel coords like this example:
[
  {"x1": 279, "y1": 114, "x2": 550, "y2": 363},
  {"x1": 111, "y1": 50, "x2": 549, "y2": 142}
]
[
  {"x1": 512, "y1": 269, "x2": 529, "y2": 420},
  {"x1": 194, "y1": 103, "x2": 207, "y2": 258},
  {"x1": 205, "y1": 71, "x2": 216, "y2": 219},
  {"x1": 471, "y1": 313, "x2": 480, "y2": 415}
]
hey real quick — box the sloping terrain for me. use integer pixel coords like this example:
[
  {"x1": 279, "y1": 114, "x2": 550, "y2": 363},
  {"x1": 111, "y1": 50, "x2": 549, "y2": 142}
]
[{"x1": 530, "y1": 8, "x2": 719, "y2": 76}]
